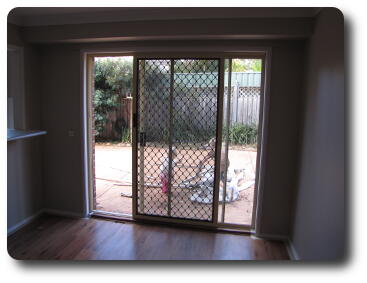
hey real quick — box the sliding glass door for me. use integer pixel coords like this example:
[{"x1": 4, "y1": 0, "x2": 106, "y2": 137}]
[
  {"x1": 134, "y1": 58, "x2": 221, "y2": 222},
  {"x1": 218, "y1": 58, "x2": 263, "y2": 227},
  {"x1": 131, "y1": 55, "x2": 264, "y2": 229}
]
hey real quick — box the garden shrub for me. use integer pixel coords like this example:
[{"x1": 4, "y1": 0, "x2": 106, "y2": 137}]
[
  {"x1": 121, "y1": 127, "x2": 131, "y2": 143},
  {"x1": 228, "y1": 123, "x2": 258, "y2": 145},
  {"x1": 94, "y1": 57, "x2": 133, "y2": 141}
]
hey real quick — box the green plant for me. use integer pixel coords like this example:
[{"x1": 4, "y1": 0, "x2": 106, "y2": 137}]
[
  {"x1": 228, "y1": 123, "x2": 258, "y2": 145},
  {"x1": 94, "y1": 89, "x2": 119, "y2": 139},
  {"x1": 121, "y1": 127, "x2": 131, "y2": 143},
  {"x1": 94, "y1": 57, "x2": 133, "y2": 141},
  {"x1": 231, "y1": 59, "x2": 262, "y2": 72}
]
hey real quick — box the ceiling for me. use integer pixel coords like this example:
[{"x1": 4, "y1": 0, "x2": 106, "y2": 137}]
[{"x1": 8, "y1": 7, "x2": 320, "y2": 27}]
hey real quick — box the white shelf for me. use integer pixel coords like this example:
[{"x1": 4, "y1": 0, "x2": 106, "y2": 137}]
[{"x1": 7, "y1": 129, "x2": 47, "y2": 141}]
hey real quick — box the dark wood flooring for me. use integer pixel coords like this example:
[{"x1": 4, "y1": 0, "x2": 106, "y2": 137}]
[{"x1": 7, "y1": 215, "x2": 289, "y2": 260}]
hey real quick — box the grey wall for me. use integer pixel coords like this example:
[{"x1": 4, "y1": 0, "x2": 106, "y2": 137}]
[
  {"x1": 39, "y1": 46, "x2": 87, "y2": 215},
  {"x1": 22, "y1": 17, "x2": 314, "y2": 43},
  {"x1": 7, "y1": 138, "x2": 43, "y2": 231},
  {"x1": 38, "y1": 39, "x2": 306, "y2": 236},
  {"x1": 8, "y1": 9, "x2": 346, "y2": 255},
  {"x1": 259, "y1": 41, "x2": 305, "y2": 237},
  {"x1": 7, "y1": 27, "x2": 44, "y2": 232},
  {"x1": 7, "y1": 10, "x2": 315, "y2": 238},
  {"x1": 290, "y1": 8, "x2": 344, "y2": 260},
  {"x1": 8, "y1": 23, "x2": 23, "y2": 46}
]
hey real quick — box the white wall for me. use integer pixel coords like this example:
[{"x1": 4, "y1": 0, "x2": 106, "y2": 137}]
[
  {"x1": 7, "y1": 10, "x2": 315, "y2": 238},
  {"x1": 7, "y1": 138, "x2": 43, "y2": 233},
  {"x1": 290, "y1": 8, "x2": 345, "y2": 260},
  {"x1": 38, "y1": 39, "x2": 306, "y2": 237},
  {"x1": 7, "y1": 34, "x2": 44, "y2": 233}
]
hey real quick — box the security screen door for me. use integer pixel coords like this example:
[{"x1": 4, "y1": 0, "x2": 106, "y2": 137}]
[{"x1": 134, "y1": 58, "x2": 221, "y2": 222}]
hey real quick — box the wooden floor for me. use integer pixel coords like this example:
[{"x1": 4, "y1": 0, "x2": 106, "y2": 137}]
[{"x1": 7, "y1": 215, "x2": 289, "y2": 260}]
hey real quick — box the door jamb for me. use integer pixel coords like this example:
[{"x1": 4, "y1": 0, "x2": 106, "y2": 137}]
[
  {"x1": 82, "y1": 49, "x2": 271, "y2": 234},
  {"x1": 83, "y1": 52, "x2": 135, "y2": 218}
]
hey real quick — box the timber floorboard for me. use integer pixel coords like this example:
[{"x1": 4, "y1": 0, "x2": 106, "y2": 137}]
[{"x1": 7, "y1": 214, "x2": 289, "y2": 260}]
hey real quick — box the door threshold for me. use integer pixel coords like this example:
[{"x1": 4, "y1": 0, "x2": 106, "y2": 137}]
[
  {"x1": 91, "y1": 210, "x2": 253, "y2": 236},
  {"x1": 91, "y1": 210, "x2": 134, "y2": 222}
]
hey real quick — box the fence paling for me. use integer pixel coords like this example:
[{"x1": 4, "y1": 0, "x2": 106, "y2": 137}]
[{"x1": 226, "y1": 86, "x2": 260, "y2": 127}]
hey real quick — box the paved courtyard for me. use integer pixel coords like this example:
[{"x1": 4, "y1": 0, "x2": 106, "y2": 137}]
[{"x1": 94, "y1": 144, "x2": 257, "y2": 225}]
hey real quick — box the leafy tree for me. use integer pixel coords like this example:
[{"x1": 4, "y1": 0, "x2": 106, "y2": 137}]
[
  {"x1": 228, "y1": 123, "x2": 258, "y2": 145},
  {"x1": 94, "y1": 57, "x2": 133, "y2": 140},
  {"x1": 174, "y1": 59, "x2": 218, "y2": 73},
  {"x1": 249, "y1": 60, "x2": 262, "y2": 72},
  {"x1": 231, "y1": 59, "x2": 262, "y2": 72}
]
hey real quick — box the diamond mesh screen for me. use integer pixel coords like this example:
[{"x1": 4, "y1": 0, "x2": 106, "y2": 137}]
[{"x1": 136, "y1": 59, "x2": 220, "y2": 221}]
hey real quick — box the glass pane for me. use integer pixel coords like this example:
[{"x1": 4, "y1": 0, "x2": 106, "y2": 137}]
[
  {"x1": 137, "y1": 59, "x2": 171, "y2": 216},
  {"x1": 220, "y1": 58, "x2": 262, "y2": 226},
  {"x1": 136, "y1": 59, "x2": 220, "y2": 222},
  {"x1": 170, "y1": 59, "x2": 219, "y2": 221},
  {"x1": 93, "y1": 56, "x2": 134, "y2": 216},
  {"x1": 218, "y1": 59, "x2": 231, "y2": 223}
]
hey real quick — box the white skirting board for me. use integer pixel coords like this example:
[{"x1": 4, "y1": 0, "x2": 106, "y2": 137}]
[
  {"x1": 252, "y1": 232, "x2": 289, "y2": 241},
  {"x1": 285, "y1": 238, "x2": 301, "y2": 260},
  {"x1": 7, "y1": 209, "x2": 88, "y2": 236},
  {"x1": 7, "y1": 210, "x2": 44, "y2": 236},
  {"x1": 251, "y1": 233, "x2": 299, "y2": 260},
  {"x1": 43, "y1": 208, "x2": 87, "y2": 219}
]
